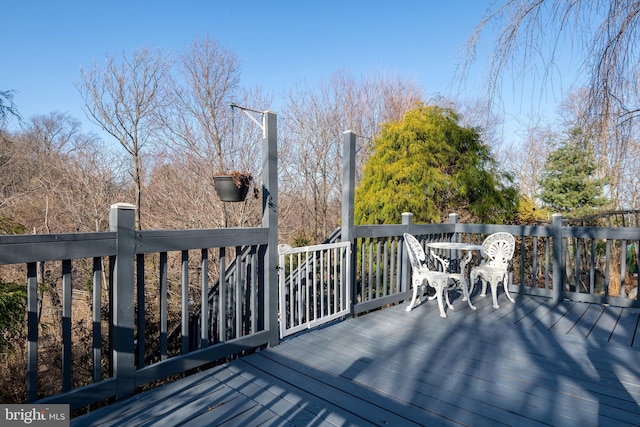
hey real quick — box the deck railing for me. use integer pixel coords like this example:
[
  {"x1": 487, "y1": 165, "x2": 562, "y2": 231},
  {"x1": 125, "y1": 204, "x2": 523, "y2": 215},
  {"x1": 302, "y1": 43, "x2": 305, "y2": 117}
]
[
  {"x1": 0, "y1": 111, "x2": 280, "y2": 410},
  {"x1": 0, "y1": 203, "x2": 278, "y2": 409},
  {"x1": 278, "y1": 241, "x2": 351, "y2": 337},
  {"x1": 349, "y1": 212, "x2": 640, "y2": 316},
  {"x1": 1, "y1": 128, "x2": 639, "y2": 412},
  {"x1": 2, "y1": 205, "x2": 640, "y2": 410}
]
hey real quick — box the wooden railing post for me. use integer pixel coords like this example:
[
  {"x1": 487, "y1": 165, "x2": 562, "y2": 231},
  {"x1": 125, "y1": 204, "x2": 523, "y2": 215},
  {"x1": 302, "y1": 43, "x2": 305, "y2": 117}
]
[
  {"x1": 402, "y1": 213, "x2": 414, "y2": 296},
  {"x1": 342, "y1": 130, "x2": 356, "y2": 314},
  {"x1": 109, "y1": 202, "x2": 136, "y2": 400},
  {"x1": 552, "y1": 213, "x2": 564, "y2": 303},
  {"x1": 449, "y1": 213, "x2": 459, "y2": 241},
  {"x1": 262, "y1": 111, "x2": 279, "y2": 346},
  {"x1": 402, "y1": 212, "x2": 414, "y2": 229},
  {"x1": 449, "y1": 213, "x2": 460, "y2": 267}
]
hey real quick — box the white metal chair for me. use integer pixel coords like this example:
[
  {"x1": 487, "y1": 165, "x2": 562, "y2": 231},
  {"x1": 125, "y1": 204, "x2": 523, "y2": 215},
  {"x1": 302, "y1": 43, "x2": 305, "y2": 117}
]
[
  {"x1": 470, "y1": 232, "x2": 516, "y2": 309},
  {"x1": 403, "y1": 233, "x2": 454, "y2": 318}
]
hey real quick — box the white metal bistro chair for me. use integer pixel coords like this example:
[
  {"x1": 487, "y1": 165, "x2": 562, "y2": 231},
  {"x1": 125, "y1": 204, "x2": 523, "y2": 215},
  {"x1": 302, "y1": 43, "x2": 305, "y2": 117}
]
[
  {"x1": 403, "y1": 233, "x2": 454, "y2": 318},
  {"x1": 470, "y1": 232, "x2": 516, "y2": 309}
]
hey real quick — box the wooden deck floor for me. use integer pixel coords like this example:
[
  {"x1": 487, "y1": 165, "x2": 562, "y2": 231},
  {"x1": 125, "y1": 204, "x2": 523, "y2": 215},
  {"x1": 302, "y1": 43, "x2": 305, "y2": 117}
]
[{"x1": 73, "y1": 292, "x2": 640, "y2": 426}]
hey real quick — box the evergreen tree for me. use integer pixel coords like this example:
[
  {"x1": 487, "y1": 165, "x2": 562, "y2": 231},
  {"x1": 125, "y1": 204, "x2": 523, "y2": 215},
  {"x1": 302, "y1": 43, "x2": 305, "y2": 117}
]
[
  {"x1": 0, "y1": 281, "x2": 26, "y2": 352},
  {"x1": 355, "y1": 104, "x2": 518, "y2": 224},
  {"x1": 538, "y1": 127, "x2": 609, "y2": 216}
]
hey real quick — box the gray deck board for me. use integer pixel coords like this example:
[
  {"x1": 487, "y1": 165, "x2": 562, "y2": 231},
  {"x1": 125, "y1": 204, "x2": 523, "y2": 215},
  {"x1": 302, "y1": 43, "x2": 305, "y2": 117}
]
[
  {"x1": 568, "y1": 303, "x2": 606, "y2": 338},
  {"x1": 589, "y1": 305, "x2": 622, "y2": 342},
  {"x1": 611, "y1": 307, "x2": 639, "y2": 346},
  {"x1": 73, "y1": 294, "x2": 640, "y2": 427}
]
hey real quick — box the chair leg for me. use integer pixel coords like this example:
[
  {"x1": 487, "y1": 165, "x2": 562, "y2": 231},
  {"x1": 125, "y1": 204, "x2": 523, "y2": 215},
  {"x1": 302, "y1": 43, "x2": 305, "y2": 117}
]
[
  {"x1": 469, "y1": 272, "x2": 477, "y2": 297},
  {"x1": 406, "y1": 277, "x2": 422, "y2": 311},
  {"x1": 503, "y1": 272, "x2": 515, "y2": 304},
  {"x1": 490, "y1": 279, "x2": 500, "y2": 309},
  {"x1": 488, "y1": 271, "x2": 508, "y2": 309},
  {"x1": 481, "y1": 278, "x2": 489, "y2": 296},
  {"x1": 434, "y1": 282, "x2": 447, "y2": 318},
  {"x1": 473, "y1": 269, "x2": 514, "y2": 309},
  {"x1": 444, "y1": 280, "x2": 455, "y2": 311}
]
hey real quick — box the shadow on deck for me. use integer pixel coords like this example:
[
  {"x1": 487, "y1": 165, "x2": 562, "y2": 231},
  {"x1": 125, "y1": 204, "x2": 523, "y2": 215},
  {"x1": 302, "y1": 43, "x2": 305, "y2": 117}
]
[{"x1": 73, "y1": 292, "x2": 640, "y2": 426}]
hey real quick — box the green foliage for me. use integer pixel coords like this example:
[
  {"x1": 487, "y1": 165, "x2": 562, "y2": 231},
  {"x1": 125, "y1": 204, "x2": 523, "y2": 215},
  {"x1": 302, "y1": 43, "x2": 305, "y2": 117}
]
[
  {"x1": 291, "y1": 229, "x2": 312, "y2": 248},
  {"x1": 0, "y1": 216, "x2": 26, "y2": 234},
  {"x1": 0, "y1": 280, "x2": 27, "y2": 352},
  {"x1": 355, "y1": 104, "x2": 518, "y2": 224},
  {"x1": 538, "y1": 127, "x2": 609, "y2": 217},
  {"x1": 516, "y1": 195, "x2": 550, "y2": 224}
]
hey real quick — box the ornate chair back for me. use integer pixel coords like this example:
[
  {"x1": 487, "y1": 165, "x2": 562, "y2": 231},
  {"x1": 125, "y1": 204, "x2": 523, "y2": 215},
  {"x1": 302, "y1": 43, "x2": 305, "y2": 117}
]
[
  {"x1": 481, "y1": 232, "x2": 515, "y2": 267},
  {"x1": 404, "y1": 232, "x2": 427, "y2": 270},
  {"x1": 403, "y1": 233, "x2": 453, "y2": 317},
  {"x1": 472, "y1": 232, "x2": 516, "y2": 309}
]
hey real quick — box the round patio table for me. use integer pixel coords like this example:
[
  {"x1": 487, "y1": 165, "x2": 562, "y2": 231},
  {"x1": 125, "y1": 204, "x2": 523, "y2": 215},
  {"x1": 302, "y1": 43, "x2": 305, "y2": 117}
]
[{"x1": 426, "y1": 242, "x2": 483, "y2": 310}]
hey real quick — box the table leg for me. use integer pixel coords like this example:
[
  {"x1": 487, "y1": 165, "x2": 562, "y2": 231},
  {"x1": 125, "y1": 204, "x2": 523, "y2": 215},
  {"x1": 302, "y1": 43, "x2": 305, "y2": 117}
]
[{"x1": 459, "y1": 251, "x2": 476, "y2": 310}]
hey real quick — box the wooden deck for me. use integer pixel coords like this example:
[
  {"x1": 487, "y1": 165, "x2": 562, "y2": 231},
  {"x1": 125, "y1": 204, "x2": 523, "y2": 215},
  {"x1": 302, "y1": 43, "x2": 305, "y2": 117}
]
[{"x1": 72, "y1": 292, "x2": 640, "y2": 426}]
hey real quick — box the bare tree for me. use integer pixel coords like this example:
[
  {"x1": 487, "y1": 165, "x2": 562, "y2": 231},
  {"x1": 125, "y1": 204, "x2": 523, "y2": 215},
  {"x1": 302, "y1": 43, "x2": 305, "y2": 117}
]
[
  {"x1": 465, "y1": 0, "x2": 640, "y2": 129},
  {"x1": 145, "y1": 154, "x2": 217, "y2": 229},
  {"x1": 155, "y1": 35, "x2": 269, "y2": 228},
  {"x1": 505, "y1": 120, "x2": 557, "y2": 202},
  {"x1": 465, "y1": 0, "x2": 640, "y2": 209},
  {"x1": 0, "y1": 112, "x2": 118, "y2": 234},
  {"x1": 0, "y1": 132, "x2": 27, "y2": 213},
  {"x1": 24, "y1": 111, "x2": 86, "y2": 155},
  {"x1": 59, "y1": 139, "x2": 127, "y2": 232},
  {"x1": 280, "y1": 69, "x2": 423, "y2": 243},
  {"x1": 352, "y1": 70, "x2": 424, "y2": 170},
  {"x1": 15, "y1": 113, "x2": 84, "y2": 233},
  {"x1": 282, "y1": 82, "x2": 340, "y2": 242},
  {"x1": 0, "y1": 90, "x2": 21, "y2": 126},
  {"x1": 77, "y1": 48, "x2": 171, "y2": 229},
  {"x1": 160, "y1": 36, "x2": 240, "y2": 173}
]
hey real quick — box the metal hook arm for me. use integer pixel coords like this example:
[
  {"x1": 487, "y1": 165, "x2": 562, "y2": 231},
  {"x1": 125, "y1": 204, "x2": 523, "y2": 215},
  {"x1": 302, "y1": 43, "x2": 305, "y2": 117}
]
[{"x1": 230, "y1": 103, "x2": 265, "y2": 137}]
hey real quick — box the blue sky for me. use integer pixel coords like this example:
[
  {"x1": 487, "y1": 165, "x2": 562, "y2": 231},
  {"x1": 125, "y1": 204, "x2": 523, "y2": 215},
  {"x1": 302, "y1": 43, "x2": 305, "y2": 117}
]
[{"x1": 2, "y1": 1, "x2": 575, "y2": 140}]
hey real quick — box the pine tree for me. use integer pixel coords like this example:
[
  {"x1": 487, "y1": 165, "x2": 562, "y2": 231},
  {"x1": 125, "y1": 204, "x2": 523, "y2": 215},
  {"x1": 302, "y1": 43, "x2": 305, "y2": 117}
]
[
  {"x1": 355, "y1": 104, "x2": 518, "y2": 224},
  {"x1": 538, "y1": 127, "x2": 609, "y2": 216}
]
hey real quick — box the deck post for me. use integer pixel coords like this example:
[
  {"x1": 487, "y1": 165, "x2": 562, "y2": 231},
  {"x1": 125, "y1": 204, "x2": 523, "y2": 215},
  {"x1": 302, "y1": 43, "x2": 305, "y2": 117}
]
[
  {"x1": 342, "y1": 131, "x2": 356, "y2": 313},
  {"x1": 262, "y1": 111, "x2": 279, "y2": 346},
  {"x1": 109, "y1": 202, "x2": 136, "y2": 400},
  {"x1": 449, "y1": 213, "x2": 460, "y2": 266},
  {"x1": 449, "y1": 212, "x2": 459, "y2": 238},
  {"x1": 552, "y1": 213, "x2": 563, "y2": 303},
  {"x1": 402, "y1": 212, "x2": 414, "y2": 227},
  {"x1": 402, "y1": 213, "x2": 414, "y2": 296}
]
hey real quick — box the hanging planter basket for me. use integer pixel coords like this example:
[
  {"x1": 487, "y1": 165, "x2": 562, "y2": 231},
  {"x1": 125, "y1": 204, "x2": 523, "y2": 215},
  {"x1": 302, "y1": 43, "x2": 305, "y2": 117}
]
[{"x1": 213, "y1": 173, "x2": 253, "y2": 202}]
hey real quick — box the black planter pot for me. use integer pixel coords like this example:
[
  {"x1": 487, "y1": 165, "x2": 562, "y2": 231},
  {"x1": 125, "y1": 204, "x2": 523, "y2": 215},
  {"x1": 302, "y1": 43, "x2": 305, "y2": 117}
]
[{"x1": 213, "y1": 174, "x2": 251, "y2": 202}]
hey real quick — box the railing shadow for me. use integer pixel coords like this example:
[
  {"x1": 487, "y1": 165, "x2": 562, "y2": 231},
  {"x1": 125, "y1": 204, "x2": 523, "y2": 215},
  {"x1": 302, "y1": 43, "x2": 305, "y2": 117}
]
[{"x1": 72, "y1": 292, "x2": 640, "y2": 425}]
